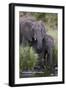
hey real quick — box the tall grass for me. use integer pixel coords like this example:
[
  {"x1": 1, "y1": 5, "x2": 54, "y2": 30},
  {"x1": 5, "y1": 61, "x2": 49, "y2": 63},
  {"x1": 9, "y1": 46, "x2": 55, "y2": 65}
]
[{"x1": 19, "y1": 46, "x2": 38, "y2": 71}]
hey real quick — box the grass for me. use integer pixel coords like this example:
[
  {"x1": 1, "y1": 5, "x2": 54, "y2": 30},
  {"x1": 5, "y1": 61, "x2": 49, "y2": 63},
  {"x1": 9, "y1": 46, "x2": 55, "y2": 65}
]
[{"x1": 19, "y1": 46, "x2": 38, "y2": 71}]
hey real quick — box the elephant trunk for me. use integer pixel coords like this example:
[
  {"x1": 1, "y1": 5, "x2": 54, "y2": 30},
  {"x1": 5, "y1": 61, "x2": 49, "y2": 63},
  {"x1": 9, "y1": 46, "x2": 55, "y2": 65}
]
[{"x1": 37, "y1": 38, "x2": 43, "y2": 53}]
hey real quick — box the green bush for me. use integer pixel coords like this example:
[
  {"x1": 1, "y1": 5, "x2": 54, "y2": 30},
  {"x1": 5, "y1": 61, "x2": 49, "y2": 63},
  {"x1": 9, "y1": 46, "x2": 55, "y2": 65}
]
[{"x1": 19, "y1": 46, "x2": 38, "y2": 71}]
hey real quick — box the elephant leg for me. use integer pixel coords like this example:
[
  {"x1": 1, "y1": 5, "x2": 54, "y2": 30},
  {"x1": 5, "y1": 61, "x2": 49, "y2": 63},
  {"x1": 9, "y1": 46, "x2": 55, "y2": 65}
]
[
  {"x1": 47, "y1": 48, "x2": 53, "y2": 71},
  {"x1": 44, "y1": 52, "x2": 48, "y2": 66}
]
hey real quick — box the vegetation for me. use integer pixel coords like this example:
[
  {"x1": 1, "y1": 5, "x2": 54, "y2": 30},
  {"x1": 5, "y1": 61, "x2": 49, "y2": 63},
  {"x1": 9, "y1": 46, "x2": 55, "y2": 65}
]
[
  {"x1": 20, "y1": 12, "x2": 58, "y2": 31},
  {"x1": 19, "y1": 46, "x2": 38, "y2": 71}
]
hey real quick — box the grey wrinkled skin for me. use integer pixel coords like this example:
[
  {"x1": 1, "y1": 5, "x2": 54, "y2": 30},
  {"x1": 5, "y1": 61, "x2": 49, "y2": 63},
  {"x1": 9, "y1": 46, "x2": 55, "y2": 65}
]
[{"x1": 20, "y1": 16, "x2": 54, "y2": 71}]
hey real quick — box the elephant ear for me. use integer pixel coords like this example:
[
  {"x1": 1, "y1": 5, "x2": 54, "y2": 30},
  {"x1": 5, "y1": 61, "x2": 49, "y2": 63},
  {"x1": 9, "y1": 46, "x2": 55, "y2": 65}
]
[
  {"x1": 39, "y1": 21, "x2": 46, "y2": 39},
  {"x1": 21, "y1": 20, "x2": 34, "y2": 42}
]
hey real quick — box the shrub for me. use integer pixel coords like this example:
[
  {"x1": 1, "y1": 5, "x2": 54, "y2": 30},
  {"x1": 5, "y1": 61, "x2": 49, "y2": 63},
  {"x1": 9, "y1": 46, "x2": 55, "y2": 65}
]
[{"x1": 19, "y1": 46, "x2": 38, "y2": 71}]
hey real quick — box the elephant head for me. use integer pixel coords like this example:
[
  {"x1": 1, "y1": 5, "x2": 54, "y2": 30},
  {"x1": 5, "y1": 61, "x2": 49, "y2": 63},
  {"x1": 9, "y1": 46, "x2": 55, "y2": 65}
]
[
  {"x1": 20, "y1": 17, "x2": 46, "y2": 53},
  {"x1": 32, "y1": 21, "x2": 46, "y2": 52}
]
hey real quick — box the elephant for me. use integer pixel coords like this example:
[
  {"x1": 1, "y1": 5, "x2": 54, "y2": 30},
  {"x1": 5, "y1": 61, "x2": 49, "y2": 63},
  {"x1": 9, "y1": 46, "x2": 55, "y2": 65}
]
[
  {"x1": 42, "y1": 34, "x2": 54, "y2": 70},
  {"x1": 31, "y1": 20, "x2": 46, "y2": 53},
  {"x1": 19, "y1": 16, "x2": 54, "y2": 72},
  {"x1": 19, "y1": 17, "x2": 46, "y2": 51}
]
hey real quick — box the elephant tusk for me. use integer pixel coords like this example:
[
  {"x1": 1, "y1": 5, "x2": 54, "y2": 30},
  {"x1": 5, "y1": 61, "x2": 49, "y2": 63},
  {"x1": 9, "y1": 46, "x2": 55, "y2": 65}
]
[{"x1": 34, "y1": 38, "x2": 36, "y2": 40}]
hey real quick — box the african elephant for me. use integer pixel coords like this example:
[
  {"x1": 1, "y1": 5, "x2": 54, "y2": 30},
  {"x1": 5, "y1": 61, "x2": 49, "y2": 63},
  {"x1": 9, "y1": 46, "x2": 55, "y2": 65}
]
[
  {"x1": 19, "y1": 16, "x2": 54, "y2": 71},
  {"x1": 19, "y1": 17, "x2": 46, "y2": 52}
]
